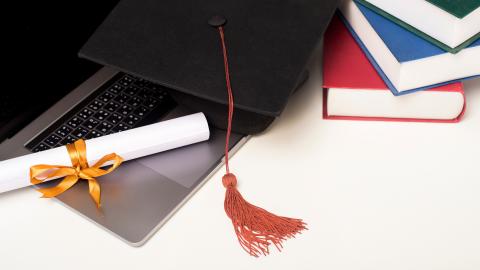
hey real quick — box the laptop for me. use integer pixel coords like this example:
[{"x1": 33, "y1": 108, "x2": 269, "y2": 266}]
[{"x1": 0, "y1": 1, "x2": 247, "y2": 246}]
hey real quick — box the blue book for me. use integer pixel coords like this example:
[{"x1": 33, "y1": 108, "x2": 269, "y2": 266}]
[{"x1": 339, "y1": 0, "x2": 480, "y2": 95}]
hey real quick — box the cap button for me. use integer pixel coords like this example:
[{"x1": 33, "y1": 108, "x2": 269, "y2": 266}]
[{"x1": 208, "y1": 15, "x2": 227, "y2": 27}]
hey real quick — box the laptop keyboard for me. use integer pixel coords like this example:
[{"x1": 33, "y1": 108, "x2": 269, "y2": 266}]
[{"x1": 26, "y1": 73, "x2": 177, "y2": 152}]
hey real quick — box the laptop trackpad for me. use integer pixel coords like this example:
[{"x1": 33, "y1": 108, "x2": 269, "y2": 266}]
[
  {"x1": 137, "y1": 129, "x2": 229, "y2": 188},
  {"x1": 47, "y1": 160, "x2": 189, "y2": 244}
]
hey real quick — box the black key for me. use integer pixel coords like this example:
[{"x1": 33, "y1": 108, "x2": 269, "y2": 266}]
[
  {"x1": 55, "y1": 126, "x2": 72, "y2": 137},
  {"x1": 88, "y1": 100, "x2": 104, "y2": 111},
  {"x1": 93, "y1": 110, "x2": 110, "y2": 121},
  {"x1": 117, "y1": 104, "x2": 134, "y2": 115},
  {"x1": 72, "y1": 127, "x2": 89, "y2": 138},
  {"x1": 133, "y1": 78, "x2": 148, "y2": 87},
  {"x1": 60, "y1": 135, "x2": 77, "y2": 145},
  {"x1": 106, "y1": 113, "x2": 123, "y2": 125},
  {"x1": 98, "y1": 92, "x2": 115, "y2": 103},
  {"x1": 82, "y1": 118, "x2": 100, "y2": 129},
  {"x1": 118, "y1": 76, "x2": 134, "y2": 86},
  {"x1": 104, "y1": 101, "x2": 120, "y2": 112},
  {"x1": 44, "y1": 134, "x2": 62, "y2": 146},
  {"x1": 96, "y1": 122, "x2": 113, "y2": 133},
  {"x1": 124, "y1": 85, "x2": 140, "y2": 96},
  {"x1": 85, "y1": 130, "x2": 103, "y2": 139},
  {"x1": 127, "y1": 96, "x2": 144, "y2": 107},
  {"x1": 137, "y1": 88, "x2": 153, "y2": 99},
  {"x1": 108, "y1": 84, "x2": 124, "y2": 94},
  {"x1": 143, "y1": 82, "x2": 155, "y2": 89},
  {"x1": 32, "y1": 143, "x2": 49, "y2": 152},
  {"x1": 77, "y1": 108, "x2": 94, "y2": 119},
  {"x1": 146, "y1": 83, "x2": 161, "y2": 91},
  {"x1": 111, "y1": 123, "x2": 130, "y2": 133},
  {"x1": 67, "y1": 117, "x2": 83, "y2": 128},
  {"x1": 151, "y1": 90, "x2": 167, "y2": 100},
  {"x1": 123, "y1": 114, "x2": 140, "y2": 126},
  {"x1": 114, "y1": 93, "x2": 130, "y2": 104},
  {"x1": 143, "y1": 97, "x2": 159, "y2": 109},
  {"x1": 133, "y1": 106, "x2": 150, "y2": 117}
]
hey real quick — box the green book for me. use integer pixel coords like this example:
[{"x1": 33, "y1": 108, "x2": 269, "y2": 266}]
[
  {"x1": 357, "y1": 0, "x2": 480, "y2": 53},
  {"x1": 427, "y1": 0, "x2": 480, "y2": 18}
]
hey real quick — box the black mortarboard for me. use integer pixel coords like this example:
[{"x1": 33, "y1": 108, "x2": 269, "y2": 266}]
[
  {"x1": 79, "y1": 0, "x2": 339, "y2": 257},
  {"x1": 79, "y1": 0, "x2": 338, "y2": 134}
]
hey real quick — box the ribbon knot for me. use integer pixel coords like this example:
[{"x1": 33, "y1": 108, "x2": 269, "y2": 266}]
[
  {"x1": 77, "y1": 167, "x2": 94, "y2": 180},
  {"x1": 30, "y1": 139, "x2": 123, "y2": 208}
]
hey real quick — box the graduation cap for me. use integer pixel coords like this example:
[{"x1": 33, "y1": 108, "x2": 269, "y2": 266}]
[{"x1": 80, "y1": 0, "x2": 338, "y2": 256}]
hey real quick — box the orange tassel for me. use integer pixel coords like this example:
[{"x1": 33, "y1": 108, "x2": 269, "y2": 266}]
[
  {"x1": 217, "y1": 25, "x2": 307, "y2": 257},
  {"x1": 222, "y1": 173, "x2": 307, "y2": 257}
]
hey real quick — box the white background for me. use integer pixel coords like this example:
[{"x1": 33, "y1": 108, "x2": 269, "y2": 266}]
[{"x1": 0, "y1": 55, "x2": 479, "y2": 269}]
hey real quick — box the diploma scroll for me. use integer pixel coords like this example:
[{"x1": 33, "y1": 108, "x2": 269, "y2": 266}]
[{"x1": 0, "y1": 113, "x2": 210, "y2": 193}]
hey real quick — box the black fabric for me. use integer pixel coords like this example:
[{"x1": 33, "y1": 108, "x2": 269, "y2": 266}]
[
  {"x1": 172, "y1": 70, "x2": 309, "y2": 134},
  {"x1": 80, "y1": 0, "x2": 339, "y2": 134},
  {"x1": 170, "y1": 91, "x2": 275, "y2": 135}
]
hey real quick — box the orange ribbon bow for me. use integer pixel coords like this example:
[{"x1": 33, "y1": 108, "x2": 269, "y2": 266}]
[{"x1": 30, "y1": 139, "x2": 123, "y2": 208}]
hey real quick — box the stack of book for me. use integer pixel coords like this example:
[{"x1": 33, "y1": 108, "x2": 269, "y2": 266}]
[{"x1": 323, "y1": 0, "x2": 480, "y2": 122}]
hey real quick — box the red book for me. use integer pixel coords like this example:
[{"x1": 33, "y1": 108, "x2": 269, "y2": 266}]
[{"x1": 322, "y1": 15, "x2": 466, "y2": 123}]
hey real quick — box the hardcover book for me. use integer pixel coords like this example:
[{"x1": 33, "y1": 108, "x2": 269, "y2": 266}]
[
  {"x1": 357, "y1": 0, "x2": 480, "y2": 53},
  {"x1": 323, "y1": 15, "x2": 465, "y2": 122},
  {"x1": 427, "y1": 0, "x2": 480, "y2": 18},
  {"x1": 340, "y1": 0, "x2": 480, "y2": 95}
]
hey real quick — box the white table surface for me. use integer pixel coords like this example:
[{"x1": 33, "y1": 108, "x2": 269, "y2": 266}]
[{"x1": 1, "y1": 58, "x2": 479, "y2": 269}]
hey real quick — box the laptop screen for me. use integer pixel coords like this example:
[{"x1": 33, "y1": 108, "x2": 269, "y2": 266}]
[{"x1": 2, "y1": 1, "x2": 119, "y2": 137}]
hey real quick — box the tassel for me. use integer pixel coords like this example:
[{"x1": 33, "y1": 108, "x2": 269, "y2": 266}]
[
  {"x1": 223, "y1": 173, "x2": 307, "y2": 257},
  {"x1": 217, "y1": 25, "x2": 307, "y2": 257}
]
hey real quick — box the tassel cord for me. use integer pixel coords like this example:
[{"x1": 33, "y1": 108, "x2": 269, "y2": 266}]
[{"x1": 216, "y1": 25, "x2": 307, "y2": 257}]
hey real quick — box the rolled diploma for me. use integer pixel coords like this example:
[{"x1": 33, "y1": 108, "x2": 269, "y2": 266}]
[{"x1": 0, "y1": 112, "x2": 210, "y2": 193}]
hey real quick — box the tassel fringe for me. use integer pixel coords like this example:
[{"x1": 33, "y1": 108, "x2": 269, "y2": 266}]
[{"x1": 223, "y1": 173, "x2": 307, "y2": 257}]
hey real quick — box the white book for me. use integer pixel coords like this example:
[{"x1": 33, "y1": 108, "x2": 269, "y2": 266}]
[
  {"x1": 362, "y1": 0, "x2": 480, "y2": 49},
  {"x1": 325, "y1": 87, "x2": 465, "y2": 121},
  {"x1": 340, "y1": 0, "x2": 480, "y2": 94}
]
